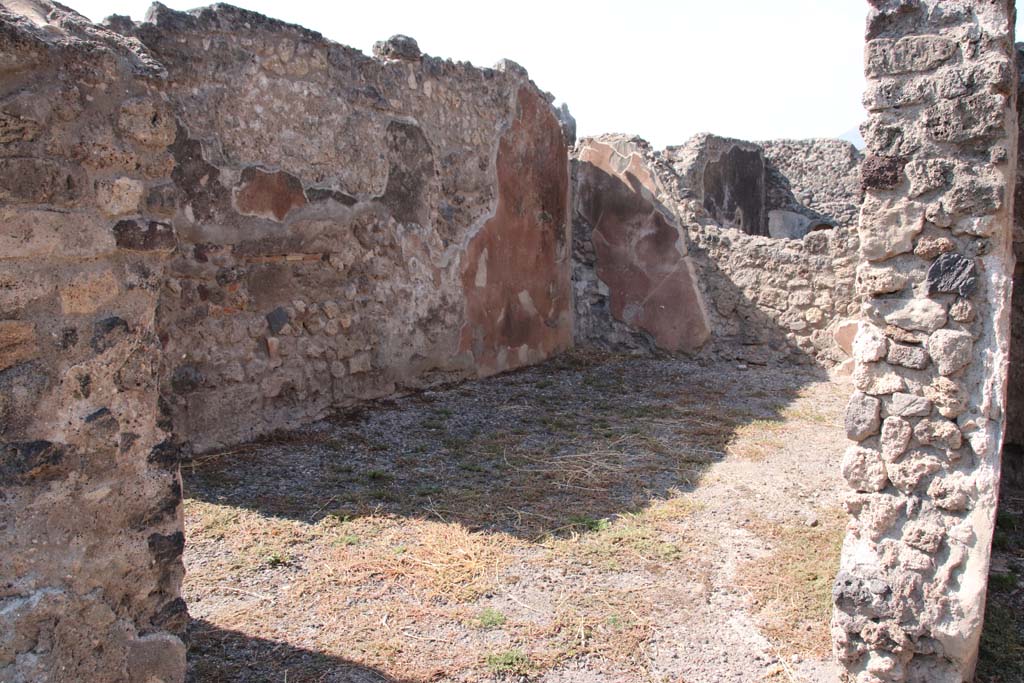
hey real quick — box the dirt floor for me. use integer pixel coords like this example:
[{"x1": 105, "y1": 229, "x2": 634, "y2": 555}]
[{"x1": 181, "y1": 350, "x2": 855, "y2": 682}]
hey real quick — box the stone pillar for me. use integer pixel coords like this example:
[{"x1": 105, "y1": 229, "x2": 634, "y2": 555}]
[
  {"x1": 0, "y1": 3, "x2": 186, "y2": 681},
  {"x1": 832, "y1": 2, "x2": 1017, "y2": 681}
]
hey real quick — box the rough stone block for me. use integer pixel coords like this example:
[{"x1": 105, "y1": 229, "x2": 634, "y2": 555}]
[
  {"x1": 833, "y1": 319, "x2": 860, "y2": 356},
  {"x1": 872, "y1": 298, "x2": 947, "y2": 333},
  {"x1": 59, "y1": 270, "x2": 121, "y2": 315},
  {"x1": 865, "y1": 36, "x2": 957, "y2": 77},
  {"x1": 886, "y1": 342, "x2": 929, "y2": 370},
  {"x1": 880, "y1": 416, "x2": 912, "y2": 461},
  {"x1": 859, "y1": 196, "x2": 925, "y2": 261},
  {"x1": 914, "y1": 417, "x2": 963, "y2": 450},
  {"x1": 96, "y1": 177, "x2": 144, "y2": 216},
  {"x1": 846, "y1": 391, "x2": 882, "y2": 441},
  {"x1": 888, "y1": 392, "x2": 933, "y2": 418},
  {"x1": 925, "y1": 253, "x2": 977, "y2": 297},
  {"x1": 0, "y1": 320, "x2": 37, "y2": 371},
  {"x1": 842, "y1": 445, "x2": 890, "y2": 492},
  {"x1": 854, "y1": 323, "x2": 889, "y2": 362},
  {"x1": 113, "y1": 219, "x2": 177, "y2": 251},
  {"x1": 926, "y1": 329, "x2": 973, "y2": 375}
]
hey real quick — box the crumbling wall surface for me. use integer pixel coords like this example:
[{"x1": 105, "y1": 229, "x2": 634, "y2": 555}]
[
  {"x1": 833, "y1": 2, "x2": 1018, "y2": 681},
  {"x1": 760, "y1": 139, "x2": 865, "y2": 236},
  {"x1": 0, "y1": 3, "x2": 186, "y2": 682},
  {"x1": 572, "y1": 135, "x2": 710, "y2": 353},
  {"x1": 572, "y1": 134, "x2": 860, "y2": 365},
  {"x1": 663, "y1": 133, "x2": 769, "y2": 236},
  {"x1": 124, "y1": 5, "x2": 571, "y2": 452}
]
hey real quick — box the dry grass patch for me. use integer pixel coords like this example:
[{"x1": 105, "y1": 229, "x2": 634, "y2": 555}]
[
  {"x1": 540, "y1": 588, "x2": 654, "y2": 667},
  {"x1": 736, "y1": 509, "x2": 845, "y2": 658},
  {"x1": 320, "y1": 515, "x2": 520, "y2": 601},
  {"x1": 727, "y1": 419, "x2": 788, "y2": 461}
]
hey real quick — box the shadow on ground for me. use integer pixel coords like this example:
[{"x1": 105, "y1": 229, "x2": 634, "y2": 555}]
[
  {"x1": 187, "y1": 619, "x2": 411, "y2": 683},
  {"x1": 976, "y1": 444, "x2": 1024, "y2": 682},
  {"x1": 182, "y1": 351, "x2": 828, "y2": 540}
]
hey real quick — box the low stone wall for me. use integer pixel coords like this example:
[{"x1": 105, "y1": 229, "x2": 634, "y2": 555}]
[
  {"x1": 687, "y1": 220, "x2": 860, "y2": 366},
  {"x1": 572, "y1": 134, "x2": 862, "y2": 366},
  {"x1": 833, "y1": 2, "x2": 1017, "y2": 680},
  {"x1": 121, "y1": 5, "x2": 572, "y2": 453},
  {"x1": 0, "y1": 5, "x2": 186, "y2": 681}
]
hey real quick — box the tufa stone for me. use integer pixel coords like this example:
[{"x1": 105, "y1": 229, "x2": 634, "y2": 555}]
[
  {"x1": 913, "y1": 236, "x2": 956, "y2": 260},
  {"x1": 926, "y1": 329, "x2": 973, "y2": 375},
  {"x1": 914, "y1": 418, "x2": 963, "y2": 450},
  {"x1": 886, "y1": 342, "x2": 929, "y2": 370},
  {"x1": 873, "y1": 298, "x2": 947, "y2": 333},
  {"x1": 842, "y1": 445, "x2": 890, "y2": 493},
  {"x1": 880, "y1": 416, "x2": 913, "y2": 461},
  {"x1": 887, "y1": 451, "x2": 943, "y2": 494},
  {"x1": 846, "y1": 392, "x2": 882, "y2": 442}
]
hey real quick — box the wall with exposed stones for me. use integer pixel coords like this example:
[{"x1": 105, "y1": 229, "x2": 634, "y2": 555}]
[
  {"x1": 833, "y1": 2, "x2": 1018, "y2": 681},
  {"x1": 1, "y1": 1, "x2": 572, "y2": 680},
  {"x1": 0, "y1": 5, "x2": 186, "y2": 681},
  {"x1": 118, "y1": 4, "x2": 572, "y2": 453},
  {"x1": 572, "y1": 133, "x2": 863, "y2": 366}
]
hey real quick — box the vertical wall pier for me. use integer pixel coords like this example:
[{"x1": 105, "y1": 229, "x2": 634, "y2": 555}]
[{"x1": 833, "y1": 2, "x2": 1018, "y2": 681}]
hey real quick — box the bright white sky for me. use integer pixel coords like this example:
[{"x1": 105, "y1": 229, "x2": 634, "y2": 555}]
[{"x1": 64, "y1": 1, "x2": 1024, "y2": 149}]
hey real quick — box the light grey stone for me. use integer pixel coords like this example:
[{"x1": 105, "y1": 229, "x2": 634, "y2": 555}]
[
  {"x1": 873, "y1": 298, "x2": 948, "y2": 333},
  {"x1": 846, "y1": 392, "x2": 882, "y2": 441},
  {"x1": 926, "y1": 329, "x2": 973, "y2": 375},
  {"x1": 889, "y1": 392, "x2": 933, "y2": 417},
  {"x1": 880, "y1": 416, "x2": 913, "y2": 461}
]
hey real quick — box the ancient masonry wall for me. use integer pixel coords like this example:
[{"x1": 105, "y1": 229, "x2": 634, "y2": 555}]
[
  {"x1": 572, "y1": 134, "x2": 863, "y2": 366},
  {"x1": 833, "y1": 2, "x2": 1018, "y2": 681},
  {"x1": 0, "y1": 6, "x2": 187, "y2": 682},
  {"x1": 0, "y1": 1, "x2": 572, "y2": 680},
  {"x1": 126, "y1": 4, "x2": 572, "y2": 453}
]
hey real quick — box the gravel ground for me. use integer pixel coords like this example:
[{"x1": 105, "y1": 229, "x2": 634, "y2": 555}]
[{"x1": 182, "y1": 350, "x2": 853, "y2": 683}]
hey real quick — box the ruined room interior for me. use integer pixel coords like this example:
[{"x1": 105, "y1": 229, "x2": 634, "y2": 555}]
[{"x1": 1, "y1": 0, "x2": 1023, "y2": 682}]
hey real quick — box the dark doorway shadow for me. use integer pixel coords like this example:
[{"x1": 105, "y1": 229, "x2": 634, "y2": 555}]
[
  {"x1": 188, "y1": 618, "x2": 411, "y2": 683},
  {"x1": 975, "y1": 449, "x2": 1024, "y2": 682}
]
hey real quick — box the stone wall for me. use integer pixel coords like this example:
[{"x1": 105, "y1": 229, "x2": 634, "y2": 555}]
[
  {"x1": 121, "y1": 4, "x2": 571, "y2": 453},
  {"x1": 572, "y1": 134, "x2": 862, "y2": 366},
  {"x1": 1, "y1": 2, "x2": 572, "y2": 680},
  {"x1": 0, "y1": 4, "x2": 186, "y2": 681},
  {"x1": 761, "y1": 139, "x2": 865, "y2": 235},
  {"x1": 833, "y1": 2, "x2": 1018, "y2": 681}
]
